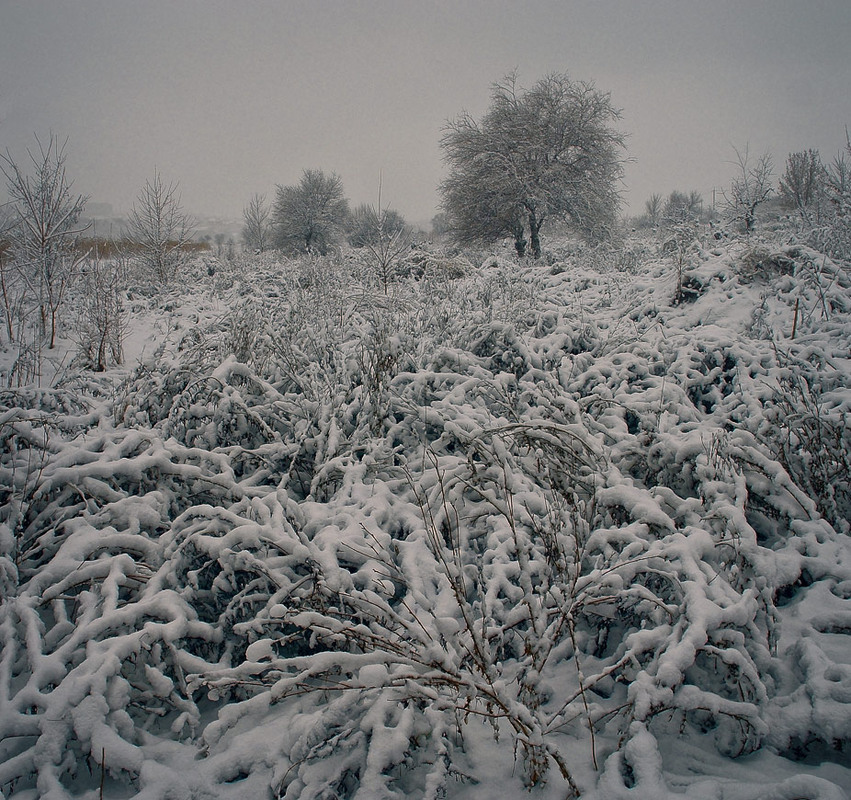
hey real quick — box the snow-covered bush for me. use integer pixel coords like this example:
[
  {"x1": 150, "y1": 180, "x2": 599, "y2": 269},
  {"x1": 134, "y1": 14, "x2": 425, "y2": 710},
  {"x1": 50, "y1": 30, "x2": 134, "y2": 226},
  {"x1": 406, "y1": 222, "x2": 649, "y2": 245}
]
[{"x1": 1, "y1": 241, "x2": 850, "y2": 799}]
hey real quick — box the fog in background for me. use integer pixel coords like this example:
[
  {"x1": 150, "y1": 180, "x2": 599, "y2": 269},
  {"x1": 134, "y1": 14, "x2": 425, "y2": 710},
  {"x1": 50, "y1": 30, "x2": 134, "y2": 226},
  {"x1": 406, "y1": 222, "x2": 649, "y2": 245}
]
[{"x1": 1, "y1": 0, "x2": 849, "y2": 225}]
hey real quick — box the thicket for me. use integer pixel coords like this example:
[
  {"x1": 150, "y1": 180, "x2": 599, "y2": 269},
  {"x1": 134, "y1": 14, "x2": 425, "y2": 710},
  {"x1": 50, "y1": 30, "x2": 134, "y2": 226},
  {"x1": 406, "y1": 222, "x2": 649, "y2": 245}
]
[{"x1": 1, "y1": 224, "x2": 849, "y2": 798}]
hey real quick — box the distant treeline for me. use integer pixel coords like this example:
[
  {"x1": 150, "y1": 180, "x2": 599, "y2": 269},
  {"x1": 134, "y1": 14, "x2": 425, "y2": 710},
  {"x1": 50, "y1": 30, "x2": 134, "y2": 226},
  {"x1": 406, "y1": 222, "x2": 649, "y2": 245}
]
[
  {"x1": 73, "y1": 238, "x2": 211, "y2": 259},
  {"x1": 0, "y1": 237, "x2": 211, "y2": 262}
]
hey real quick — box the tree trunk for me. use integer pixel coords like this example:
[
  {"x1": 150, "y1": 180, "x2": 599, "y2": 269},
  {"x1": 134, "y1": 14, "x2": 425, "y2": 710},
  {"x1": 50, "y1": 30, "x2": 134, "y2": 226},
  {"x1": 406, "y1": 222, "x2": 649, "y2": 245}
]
[
  {"x1": 0, "y1": 257, "x2": 14, "y2": 344},
  {"x1": 529, "y1": 210, "x2": 543, "y2": 259},
  {"x1": 96, "y1": 331, "x2": 107, "y2": 371},
  {"x1": 745, "y1": 202, "x2": 760, "y2": 234},
  {"x1": 512, "y1": 220, "x2": 527, "y2": 257}
]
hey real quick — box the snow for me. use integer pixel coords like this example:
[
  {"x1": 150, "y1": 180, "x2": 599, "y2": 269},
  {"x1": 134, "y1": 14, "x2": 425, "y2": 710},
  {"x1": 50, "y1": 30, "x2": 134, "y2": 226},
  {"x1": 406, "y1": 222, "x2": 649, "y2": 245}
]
[{"x1": 0, "y1": 237, "x2": 850, "y2": 798}]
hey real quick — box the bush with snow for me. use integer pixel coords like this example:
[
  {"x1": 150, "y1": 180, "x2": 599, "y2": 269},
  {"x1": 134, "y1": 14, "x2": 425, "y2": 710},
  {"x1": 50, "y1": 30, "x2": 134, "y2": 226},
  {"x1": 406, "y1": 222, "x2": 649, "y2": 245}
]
[{"x1": 1, "y1": 240, "x2": 849, "y2": 799}]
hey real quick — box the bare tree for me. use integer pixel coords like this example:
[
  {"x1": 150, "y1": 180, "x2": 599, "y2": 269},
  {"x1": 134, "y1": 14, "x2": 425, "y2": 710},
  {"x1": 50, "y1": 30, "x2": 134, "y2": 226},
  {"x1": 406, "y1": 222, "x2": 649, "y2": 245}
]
[
  {"x1": 1, "y1": 134, "x2": 88, "y2": 349},
  {"x1": 663, "y1": 190, "x2": 704, "y2": 224},
  {"x1": 214, "y1": 232, "x2": 227, "y2": 259},
  {"x1": 75, "y1": 256, "x2": 126, "y2": 371},
  {"x1": 0, "y1": 204, "x2": 16, "y2": 344},
  {"x1": 779, "y1": 150, "x2": 825, "y2": 224},
  {"x1": 642, "y1": 193, "x2": 663, "y2": 228},
  {"x1": 817, "y1": 130, "x2": 851, "y2": 259},
  {"x1": 241, "y1": 193, "x2": 271, "y2": 252},
  {"x1": 440, "y1": 72, "x2": 625, "y2": 258},
  {"x1": 825, "y1": 132, "x2": 851, "y2": 211},
  {"x1": 723, "y1": 144, "x2": 774, "y2": 234},
  {"x1": 430, "y1": 212, "x2": 450, "y2": 239},
  {"x1": 351, "y1": 180, "x2": 413, "y2": 294},
  {"x1": 127, "y1": 170, "x2": 194, "y2": 284},
  {"x1": 273, "y1": 169, "x2": 349, "y2": 255},
  {"x1": 348, "y1": 203, "x2": 408, "y2": 248}
]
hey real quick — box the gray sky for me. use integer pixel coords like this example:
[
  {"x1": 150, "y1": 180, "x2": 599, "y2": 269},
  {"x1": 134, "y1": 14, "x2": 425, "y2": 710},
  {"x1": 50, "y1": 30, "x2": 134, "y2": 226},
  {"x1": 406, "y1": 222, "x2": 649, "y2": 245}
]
[{"x1": 1, "y1": 0, "x2": 849, "y2": 225}]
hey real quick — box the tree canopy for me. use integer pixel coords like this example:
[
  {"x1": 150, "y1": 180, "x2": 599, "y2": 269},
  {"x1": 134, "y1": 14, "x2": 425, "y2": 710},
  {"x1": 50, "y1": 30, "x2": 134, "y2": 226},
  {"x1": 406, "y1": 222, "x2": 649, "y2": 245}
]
[
  {"x1": 273, "y1": 169, "x2": 349, "y2": 255},
  {"x1": 347, "y1": 203, "x2": 408, "y2": 248},
  {"x1": 440, "y1": 72, "x2": 625, "y2": 258}
]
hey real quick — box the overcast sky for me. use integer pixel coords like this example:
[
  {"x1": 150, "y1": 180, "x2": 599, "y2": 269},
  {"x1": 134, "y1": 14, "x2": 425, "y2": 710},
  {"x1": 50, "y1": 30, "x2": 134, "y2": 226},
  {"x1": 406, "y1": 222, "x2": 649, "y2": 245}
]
[{"x1": 1, "y1": 0, "x2": 849, "y2": 225}]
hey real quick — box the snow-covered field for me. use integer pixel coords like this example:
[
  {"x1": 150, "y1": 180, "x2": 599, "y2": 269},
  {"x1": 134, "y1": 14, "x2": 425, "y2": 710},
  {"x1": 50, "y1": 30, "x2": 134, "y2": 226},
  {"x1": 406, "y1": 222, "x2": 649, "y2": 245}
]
[{"x1": 1, "y1": 235, "x2": 850, "y2": 799}]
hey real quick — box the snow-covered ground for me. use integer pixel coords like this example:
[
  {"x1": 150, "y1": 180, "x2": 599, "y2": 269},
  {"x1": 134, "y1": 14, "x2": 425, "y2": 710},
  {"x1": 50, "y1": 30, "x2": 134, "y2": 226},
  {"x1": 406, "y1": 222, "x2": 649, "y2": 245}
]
[{"x1": 1, "y1": 234, "x2": 849, "y2": 799}]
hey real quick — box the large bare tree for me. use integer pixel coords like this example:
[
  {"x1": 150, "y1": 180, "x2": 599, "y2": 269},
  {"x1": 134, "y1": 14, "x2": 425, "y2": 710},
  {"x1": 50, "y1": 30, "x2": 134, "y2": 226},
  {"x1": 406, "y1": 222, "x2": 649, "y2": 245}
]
[{"x1": 440, "y1": 72, "x2": 625, "y2": 258}]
